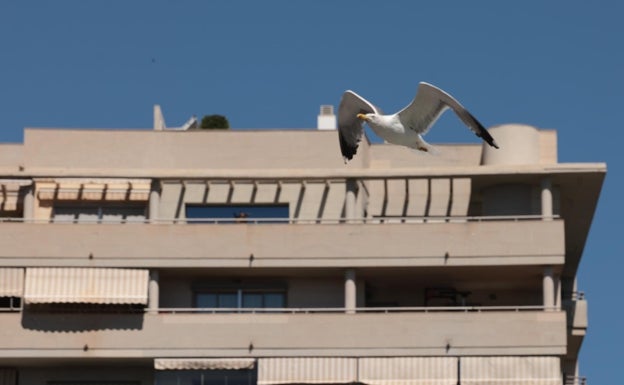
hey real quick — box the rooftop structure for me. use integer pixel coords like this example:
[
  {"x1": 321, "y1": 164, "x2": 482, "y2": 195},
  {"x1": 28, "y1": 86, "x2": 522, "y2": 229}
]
[{"x1": 0, "y1": 122, "x2": 605, "y2": 385}]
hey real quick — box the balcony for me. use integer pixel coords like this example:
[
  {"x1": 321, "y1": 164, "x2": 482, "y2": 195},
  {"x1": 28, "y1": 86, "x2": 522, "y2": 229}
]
[
  {"x1": 0, "y1": 218, "x2": 565, "y2": 268},
  {"x1": 564, "y1": 292, "x2": 588, "y2": 360},
  {"x1": 0, "y1": 307, "x2": 566, "y2": 360}
]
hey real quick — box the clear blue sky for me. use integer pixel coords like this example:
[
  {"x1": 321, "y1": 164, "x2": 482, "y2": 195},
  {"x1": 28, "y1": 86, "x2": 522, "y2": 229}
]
[{"x1": 0, "y1": 1, "x2": 621, "y2": 382}]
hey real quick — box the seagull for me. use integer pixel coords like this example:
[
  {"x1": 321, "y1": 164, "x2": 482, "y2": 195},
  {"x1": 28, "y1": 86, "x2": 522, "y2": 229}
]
[{"x1": 337, "y1": 82, "x2": 499, "y2": 162}]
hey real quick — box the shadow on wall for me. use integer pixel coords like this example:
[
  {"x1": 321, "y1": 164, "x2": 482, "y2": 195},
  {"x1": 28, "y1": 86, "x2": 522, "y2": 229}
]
[{"x1": 21, "y1": 305, "x2": 145, "y2": 331}]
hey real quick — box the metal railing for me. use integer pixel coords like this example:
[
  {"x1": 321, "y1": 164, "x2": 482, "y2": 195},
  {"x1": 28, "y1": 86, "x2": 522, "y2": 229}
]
[
  {"x1": 0, "y1": 306, "x2": 22, "y2": 313},
  {"x1": 565, "y1": 376, "x2": 587, "y2": 385},
  {"x1": 154, "y1": 305, "x2": 555, "y2": 314},
  {"x1": 0, "y1": 305, "x2": 557, "y2": 314},
  {"x1": 0, "y1": 214, "x2": 559, "y2": 225}
]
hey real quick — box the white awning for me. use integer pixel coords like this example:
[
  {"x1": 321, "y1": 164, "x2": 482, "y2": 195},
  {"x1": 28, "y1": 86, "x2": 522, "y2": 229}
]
[
  {"x1": 359, "y1": 357, "x2": 458, "y2": 385},
  {"x1": 258, "y1": 358, "x2": 357, "y2": 385},
  {"x1": 155, "y1": 358, "x2": 256, "y2": 371},
  {"x1": 36, "y1": 178, "x2": 151, "y2": 201},
  {"x1": 24, "y1": 268, "x2": 149, "y2": 305},
  {"x1": 461, "y1": 356, "x2": 562, "y2": 385},
  {"x1": 0, "y1": 268, "x2": 24, "y2": 297}
]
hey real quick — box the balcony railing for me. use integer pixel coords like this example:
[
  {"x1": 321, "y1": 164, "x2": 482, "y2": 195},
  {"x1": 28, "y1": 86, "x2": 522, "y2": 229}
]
[
  {"x1": 565, "y1": 376, "x2": 587, "y2": 385},
  {"x1": 156, "y1": 305, "x2": 557, "y2": 314},
  {"x1": 1, "y1": 305, "x2": 557, "y2": 314},
  {"x1": 0, "y1": 214, "x2": 559, "y2": 225}
]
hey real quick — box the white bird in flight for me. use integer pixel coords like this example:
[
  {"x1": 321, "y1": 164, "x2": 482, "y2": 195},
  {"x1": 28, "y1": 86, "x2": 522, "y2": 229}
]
[{"x1": 337, "y1": 82, "x2": 499, "y2": 162}]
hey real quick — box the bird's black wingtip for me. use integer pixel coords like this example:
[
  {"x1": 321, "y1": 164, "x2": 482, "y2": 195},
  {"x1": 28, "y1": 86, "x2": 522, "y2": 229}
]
[
  {"x1": 338, "y1": 130, "x2": 357, "y2": 162},
  {"x1": 466, "y1": 111, "x2": 499, "y2": 149}
]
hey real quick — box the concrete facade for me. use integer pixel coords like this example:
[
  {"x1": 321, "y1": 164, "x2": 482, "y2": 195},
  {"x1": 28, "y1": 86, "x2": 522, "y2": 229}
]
[{"x1": 0, "y1": 124, "x2": 605, "y2": 385}]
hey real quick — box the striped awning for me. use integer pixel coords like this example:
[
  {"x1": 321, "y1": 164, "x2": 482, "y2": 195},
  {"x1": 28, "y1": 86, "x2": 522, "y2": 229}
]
[
  {"x1": 258, "y1": 358, "x2": 357, "y2": 385},
  {"x1": 24, "y1": 268, "x2": 149, "y2": 305},
  {"x1": 36, "y1": 179, "x2": 151, "y2": 201},
  {"x1": 461, "y1": 356, "x2": 562, "y2": 385},
  {"x1": 0, "y1": 268, "x2": 24, "y2": 297},
  {"x1": 359, "y1": 357, "x2": 458, "y2": 385},
  {"x1": 155, "y1": 358, "x2": 256, "y2": 371}
]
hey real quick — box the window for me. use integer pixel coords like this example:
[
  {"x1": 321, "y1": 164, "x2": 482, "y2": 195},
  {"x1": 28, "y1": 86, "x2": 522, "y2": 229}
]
[
  {"x1": 196, "y1": 291, "x2": 286, "y2": 310},
  {"x1": 0, "y1": 297, "x2": 21, "y2": 310},
  {"x1": 193, "y1": 283, "x2": 287, "y2": 311},
  {"x1": 47, "y1": 380, "x2": 141, "y2": 385},
  {"x1": 156, "y1": 369, "x2": 257, "y2": 385},
  {"x1": 185, "y1": 204, "x2": 289, "y2": 224},
  {"x1": 52, "y1": 203, "x2": 146, "y2": 223}
]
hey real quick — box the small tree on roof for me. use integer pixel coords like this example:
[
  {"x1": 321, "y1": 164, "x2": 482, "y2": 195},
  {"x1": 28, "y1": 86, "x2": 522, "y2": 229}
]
[{"x1": 200, "y1": 114, "x2": 230, "y2": 129}]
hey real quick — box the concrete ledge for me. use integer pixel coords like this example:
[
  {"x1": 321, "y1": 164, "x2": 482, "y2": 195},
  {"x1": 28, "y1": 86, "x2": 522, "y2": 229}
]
[
  {"x1": 0, "y1": 220, "x2": 565, "y2": 268},
  {"x1": 0, "y1": 310, "x2": 567, "y2": 359}
]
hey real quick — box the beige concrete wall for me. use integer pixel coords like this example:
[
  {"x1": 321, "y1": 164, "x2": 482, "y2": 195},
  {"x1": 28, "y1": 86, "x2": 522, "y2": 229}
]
[
  {"x1": 0, "y1": 311, "x2": 567, "y2": 358},
  {"x1": 369, "y1": 144, "x2": 483, "y2": 168},
  {"x1": 365, "y1": 282, "x2": 542, "y2": 307},
  {"x1": 287, "y1": 278, "x2": 344, "y2": 308},
  {"x1": 159, "y1": 276, "x2": 353, "y2": 309},
  {"x1": 23, "y1": 129, "x2": 367, "y2": 171},
  {"x1": 0, "y1": 220, "x2": 565, "y2": 268},
  {"x1": 163, "y1": 180, "x2": 351, "y2": 222},
  {"x1": 17, "y1": 125, "x2": 557, "y2": 173},
  {"x1": 481, "y1": 125, "x2": 558, "y2": 166},
  {"x1": 539, "y1": 130, "x2": 558, "y2": 164},
  {"x1": 159, "y1": 276, "x2": 194, "y2": 308},
  {"x1": 156, "y1": 269, "x2": 545, "y2": 310},
  {"x1": 158, "y1": 176, "x2": 474, "y2": 223},
  {"x1": 365, "y1": 177, "x2": 472, "y2": 219},
  {"x1": 0, "y1": 144, "x2": 23, "y2": 169}
]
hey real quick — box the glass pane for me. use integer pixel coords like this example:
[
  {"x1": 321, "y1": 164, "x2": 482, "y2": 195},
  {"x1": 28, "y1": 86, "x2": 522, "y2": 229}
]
[
  {"x1": 242, "y1": 293, "x2": 263, "y2": 308},
  {"x1": 186, "y1": 204, "x2": 289, "y2": 224},
  {"x1": 76, "y1": 208, "x2": 100, "y2": 223},
  {"x1": 156, "y1": 370, "x2": 257, "y2": 385},
  {"x1": 102, "y1": 206, "x2": 146, "y2": 223},
  {"x1": 264, "y1": 293, "x2": 285, "y2": 308},
  {"x1": 155, "y1": 371, "x2": 199, "y2": 385},
  {"x1": 53, "y1": 207, "x2": 98, "y2": 223},
  {"x1": 218, "y1": 293, "x2": 238, "y2": 308},
  {"x1": 52, "y1": 213, "x2": 78, "y2": 223},
  {"x1": 195, "y1": 293, "x2": 217, "y2": 308}
]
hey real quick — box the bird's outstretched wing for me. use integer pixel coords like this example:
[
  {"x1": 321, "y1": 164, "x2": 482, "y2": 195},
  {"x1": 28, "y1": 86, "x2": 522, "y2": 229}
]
[
  {"x1": 337, "y1": 90, "x2": 383, "y2": 161},
  {"x1": 397, "y1": 82, "x2": 499, "y2": 148}
]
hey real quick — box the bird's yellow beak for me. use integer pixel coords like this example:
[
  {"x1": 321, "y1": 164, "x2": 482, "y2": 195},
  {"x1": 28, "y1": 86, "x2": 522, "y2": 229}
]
[{"x1": 356, "y1": 113, "x2": 369, "y2": 121}]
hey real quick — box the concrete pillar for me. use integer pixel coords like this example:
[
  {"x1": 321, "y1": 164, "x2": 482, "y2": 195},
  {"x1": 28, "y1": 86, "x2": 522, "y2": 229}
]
[
  {"x1": 148, "y1": 270, "x2": 160, "y2": 314},
  {"x1": 23, "y1": 187, "x2": 34, "y2": 222},
  {"x1": 345, "y1": 179, "x2": 358, "y2": 223},
  {"x1": 148, "y1": 183, "x2": 160, "y2": 224},
  {"x1": 345, "y1": 269, "x2": 356, "y2": 314},
  {"x1": 541, "y1": 177, "x2": 553, "y2": 220},
  {"x1": 543, "y1": 266, "x2": 554, "y2": 310},
  {"x1": 555, "y1": 275, "x2": 562, "y2": 310}
]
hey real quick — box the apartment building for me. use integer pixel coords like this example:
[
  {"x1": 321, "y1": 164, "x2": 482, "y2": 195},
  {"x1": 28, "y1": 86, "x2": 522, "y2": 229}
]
[{"x1": 0, "y1": 118, "x2": 605, "y2": 385}]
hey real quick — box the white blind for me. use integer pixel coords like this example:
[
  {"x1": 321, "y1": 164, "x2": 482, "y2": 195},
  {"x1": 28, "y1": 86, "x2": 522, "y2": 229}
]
[
  {"x1": 0, "y1": 269, "x2": 24, "y2": 297},
  {"x1": 36, "y1": 179, "x2": 151, "y2": 201},
  {"x1": 461, "y1": 356, "x2": 562, "y2": 385},
  {"x1": 155, "y1": 358, "x2": 256, "y2": 370},
  {"x1": 359, "y1": 357, "x2": 458, "y2": 385},
  {"x1": 258, "y1": 357, "x2": 357, "y2": 385},
  {"x1": 24, "y1": 268, "x2": 149, "y2": 305}
]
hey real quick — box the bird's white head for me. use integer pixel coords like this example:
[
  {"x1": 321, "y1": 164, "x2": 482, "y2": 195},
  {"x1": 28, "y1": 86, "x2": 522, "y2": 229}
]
[{"x1": 357, "y1": 113, "x2": 376, "y2": 123}]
